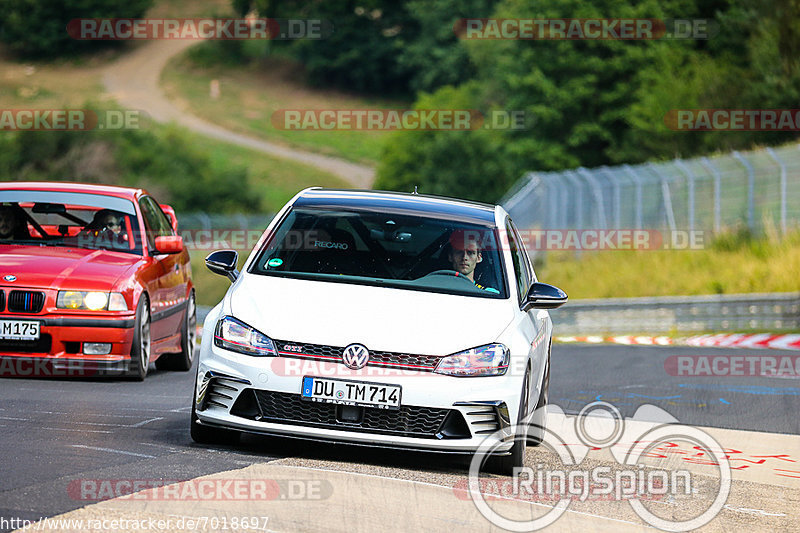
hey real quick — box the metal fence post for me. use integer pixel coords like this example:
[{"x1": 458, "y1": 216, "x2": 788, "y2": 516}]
[
  {"x1": 600, "y1": 167, "x2": 621, "y2": 228},
  {"x1": 622, "y1": 164, "x2": 644, "y2": 229},
  {"x1": 577, "y1": 167, "x2": 608, "y2": 228},
  {"x1": 766, "y1": 147, "x2": 787, "y2": 234},
  {"x1": 699, "y1": 157, "x2": 721, "y2": 233},
  {"x1": 647, "y1": 163, "x2": 677, "y2": 231},
  {"x1": 675, "y1": 159, "x2": 696, "y2": 230},
  {"x1": 563, "y1": 170, "x2": 584, "y2": 229},
  {"x1": 732, "y1": 151, "x2": 755, "y2": 231}
]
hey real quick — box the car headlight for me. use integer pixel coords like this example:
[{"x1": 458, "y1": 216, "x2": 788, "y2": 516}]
[
  {"x1": 435, "y1": 343, "x2": 509, "y2": 377},
  {"x1": 56, "y1": 291, "x2": 127, "y2": 311},
  {"x1": 214, "y1": 316, "x2": 277, "y2": 357}
]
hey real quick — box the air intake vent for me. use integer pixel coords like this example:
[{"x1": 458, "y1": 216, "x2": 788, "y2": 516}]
[
  {"x1": 455, "y1": 400, "x2": 510, "y2": 435},
  {"x1": 8, "y1": 291, "x2": 45, "y2": 313}
]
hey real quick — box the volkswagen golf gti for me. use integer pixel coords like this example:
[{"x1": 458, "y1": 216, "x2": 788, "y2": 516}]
[{"x1": 191, "y1": 188, "x2": 566, "y2": 473}]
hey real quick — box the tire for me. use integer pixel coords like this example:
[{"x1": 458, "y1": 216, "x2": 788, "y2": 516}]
[
  {"x1": 155, "y1": 292, "x2": 196, "y2": 372},
  {"x1": 190, "y1": 396, "x2": 240, "y2": 445},
  {"x1": 128, "y1": 296, "x2": 151, "y2": 381},
  {"x1": 528, "y1": 343, "x2": 551, "y2": 446},
  {"x1": 488, "y1": 367, "x2": 530, "y2": 476}
]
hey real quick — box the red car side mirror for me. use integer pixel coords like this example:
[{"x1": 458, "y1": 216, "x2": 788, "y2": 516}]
[
  {"x1": 154, "y1": 235, "x2": 184, "y2": 254},
  {"x1": 159, "y1": 204, "x2": 179, "y2": 233}
]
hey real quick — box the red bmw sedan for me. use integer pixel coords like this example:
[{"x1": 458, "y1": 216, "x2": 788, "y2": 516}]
[{"x1": 0, "y1": 182, "x2": 195, "y2": 380}]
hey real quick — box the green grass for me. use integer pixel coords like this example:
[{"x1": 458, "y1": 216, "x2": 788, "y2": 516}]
[
  {"x1": 537, "y1": 229, "x2": 800, "y2": 300},
  {"x1": 185, "y1": 130, "x2": 349, "y2": 212},
  {"x1": 161, "y1": 48, "x2": 397, "y2": 165}
]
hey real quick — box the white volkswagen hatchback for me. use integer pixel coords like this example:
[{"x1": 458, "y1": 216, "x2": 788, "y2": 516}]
[{"x1": 191, "y1": 188, "x2": 567, "y2": 473}]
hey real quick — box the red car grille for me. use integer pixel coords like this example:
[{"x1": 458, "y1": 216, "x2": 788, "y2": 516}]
[{"x1": 7, "y1": 291, "x2": 45, "y2": 314}]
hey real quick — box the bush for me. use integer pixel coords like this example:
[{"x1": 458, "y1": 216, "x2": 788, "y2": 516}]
[{"x1": 0, "y1": 0, "x2": 153, "y2": 57}]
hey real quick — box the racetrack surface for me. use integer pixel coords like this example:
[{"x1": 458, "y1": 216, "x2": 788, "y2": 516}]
[{"x1": 1, "y1": 344, "x2": 798, "y2": 532}]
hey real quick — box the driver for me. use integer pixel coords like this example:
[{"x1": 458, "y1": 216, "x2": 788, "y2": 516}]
[
  {"x1": 0, "y1": 205, "x2": 27, "y2": 241},
  {"x1": 448, "y1": 229, "x2": 482, "y2": 282}
]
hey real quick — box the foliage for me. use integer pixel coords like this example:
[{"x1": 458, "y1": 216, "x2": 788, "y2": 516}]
[{"x1": 0, "y1": 0, "x2": 153, "y2": 57}]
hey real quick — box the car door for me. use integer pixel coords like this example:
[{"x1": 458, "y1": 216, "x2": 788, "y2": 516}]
[
  {"x1": 138, "y1": 196, "x2": 186, "y2": 342},
  {"x1": 506, "y1": 218, "x2": 548, "y2": 409}
]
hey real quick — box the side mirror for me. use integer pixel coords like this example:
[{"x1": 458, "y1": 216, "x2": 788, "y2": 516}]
[
  {"x1": 154, "y1": 235, "x2": 184, "y2": 254},
  {"x1": 206, "y1": 249, "x2": 239, "y2": 282},
  {"x1": 160, "y1": 204, "x2": 179, "y2": 233},
  {"x1": 523, "y1": 282, "x2": 568, "y2": 311}
]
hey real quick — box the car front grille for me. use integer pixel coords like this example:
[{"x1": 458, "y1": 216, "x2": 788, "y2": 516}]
[
  {"x1": 231, "y1": 389, "x2": 467, "y2": 439},
  {"x1": 273, "y1": 339, "x2": 443, "y2": 372},
  {"x1": 0, "y1": 290, "x2": 5, "y2": 312},
  {"x1": 7, "y1": 291, "x2": 45, "y2": 314}
]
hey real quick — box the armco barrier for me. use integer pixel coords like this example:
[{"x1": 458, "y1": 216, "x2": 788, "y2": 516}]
[{"x1": 552, "y1": 292, "x2": 800, "y2": 336}]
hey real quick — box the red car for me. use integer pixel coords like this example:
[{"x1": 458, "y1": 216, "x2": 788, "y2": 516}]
[{"x1": 0, "y1": 182, "x2": 195, "y2": 380}]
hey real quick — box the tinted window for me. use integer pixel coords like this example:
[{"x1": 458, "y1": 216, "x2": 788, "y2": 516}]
[
  {"x1": 251, "y1": 208, "x2": 508, "y2": 298},
  {"x1": 138, "y1": 196, "x2": 173, "y2": 249},
  {"x1": 506, "y1": 218, "x2": 531, "y2": 302},
  {"x1": 0, "y1": 191, "x2": 142, "y2": 254}
]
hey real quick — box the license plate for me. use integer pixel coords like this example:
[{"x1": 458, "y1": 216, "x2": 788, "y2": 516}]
[
  {"x1": 0, "y1": 320, "x2": 40, "y2": 340},
  {"x1": 301, "y1": 377, "x2": 401, "y2": 410}
]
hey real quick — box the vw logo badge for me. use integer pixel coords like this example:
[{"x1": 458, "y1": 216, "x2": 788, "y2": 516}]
[
  {"x1": 3, "y1": 275, "x2": 16, "y2": 282},
  {"x1": 342, "y1": 343, "x2": 370, "y2": 370}
]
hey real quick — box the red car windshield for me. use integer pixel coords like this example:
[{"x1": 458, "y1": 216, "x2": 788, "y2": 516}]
[{"x1": 0, "y1": 190, "x2": 143, "y2": 255}]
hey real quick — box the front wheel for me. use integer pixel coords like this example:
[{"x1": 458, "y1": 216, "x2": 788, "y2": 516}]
[{"x1": 128, "y1": 296, "x2": 151, "y2": 381}]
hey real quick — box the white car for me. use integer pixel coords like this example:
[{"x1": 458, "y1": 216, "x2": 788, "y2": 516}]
[{"x1": 191, "y1": 188, "x2": 567, "y2": 473}]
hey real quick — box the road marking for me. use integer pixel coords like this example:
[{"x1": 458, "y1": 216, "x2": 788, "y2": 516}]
[
  {"x1": 43, "y1": 427, "x2": 114, "y2": 434},
  {"x1": 128, "y1": 417, "x2": 163, "y2": 428},
  {"x1": 69, "y1": 444, "x2": 156, "y2": 458}
]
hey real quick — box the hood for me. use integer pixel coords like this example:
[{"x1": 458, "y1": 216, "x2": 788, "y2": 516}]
[
  {"x1": 0, "y1": 245, "x2": 139, "y2": 291},
  {"x1": 229, "y1": 274, "x2": 514, "y2": 356}
]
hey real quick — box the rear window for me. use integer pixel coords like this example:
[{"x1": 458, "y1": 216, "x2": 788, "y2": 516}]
[{"x1": 250, "y1": 208, "x2": 508, "y2": 298}]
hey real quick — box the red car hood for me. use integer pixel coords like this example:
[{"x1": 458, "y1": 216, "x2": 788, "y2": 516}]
[{"x1": 0, "y1": 245, "x2": 140, "y2": 292}]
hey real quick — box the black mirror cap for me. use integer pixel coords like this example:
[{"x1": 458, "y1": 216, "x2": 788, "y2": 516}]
[
  {"x1": 205, "y1": 250, "x2": 239, "y2": 282},
  {"x1": 523, "y1": 282, "x2": 568, "y2": 310}
]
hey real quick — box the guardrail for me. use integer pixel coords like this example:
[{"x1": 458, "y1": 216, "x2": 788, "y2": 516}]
[{"x1": 552, "y1": 292, "x2": 800, "y2": 336}]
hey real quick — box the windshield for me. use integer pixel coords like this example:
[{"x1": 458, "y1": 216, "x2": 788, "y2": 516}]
[
  {"x1": 0, "y1": 190, "x2": 142, "y2": 255},
  {"x1": 251, "y1": 207, "x2": 507, "y2": 298}
]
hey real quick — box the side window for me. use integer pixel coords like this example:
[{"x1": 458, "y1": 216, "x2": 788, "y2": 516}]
[
  {"x1": 506, "y1": 218, "x2": 531, "y2": 303},
  {"x1": 138, "y1": 197, "x2": 173, "y2": 250}
]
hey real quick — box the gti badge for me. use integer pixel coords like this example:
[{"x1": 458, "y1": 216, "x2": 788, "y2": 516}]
[
  {"x1": 3, "y1": 275, "x2": 16, "y2": 282},
  {"x1": 342, "y1": 343, "x2": 370, "y2": 370}
]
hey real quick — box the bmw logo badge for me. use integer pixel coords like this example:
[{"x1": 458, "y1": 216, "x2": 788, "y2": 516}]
[{"x1": 3, "y1": 275, "x2": 16, "y2": 282}]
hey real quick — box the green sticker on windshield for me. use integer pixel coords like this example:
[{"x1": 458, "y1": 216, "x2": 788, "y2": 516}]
[
  {"x1": 484, "y1": 287, "x2": 500, "y2": 294},
  {"x1": 267, "y1": 258, "x2": 283, "y2": 268}
]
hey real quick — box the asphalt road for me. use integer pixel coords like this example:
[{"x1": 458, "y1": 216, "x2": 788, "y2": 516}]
[{"x1": 0, "y1": 343, "x2": 798, "y2": 532}]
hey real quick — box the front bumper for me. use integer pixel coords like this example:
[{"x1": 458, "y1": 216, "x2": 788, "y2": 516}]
[
  {"x1": 0, "y1": 314, "x2": 136, "y2": 377},
  {"x1": 194, "y1": 336, "x2": 523, "y2": 454}
]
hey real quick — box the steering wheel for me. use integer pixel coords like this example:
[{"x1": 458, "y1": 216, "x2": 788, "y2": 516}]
[{"x1": 421, "y1": 269, "x2": 477, "y2": 285}]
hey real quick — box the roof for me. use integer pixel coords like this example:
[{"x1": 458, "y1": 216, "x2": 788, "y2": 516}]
[
  {"x1": 293, "y1": 188, "x2": 498, "y2": 225},
  {"x1": 0, "y1": 181, "x2": 144, "y2": 199}
]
